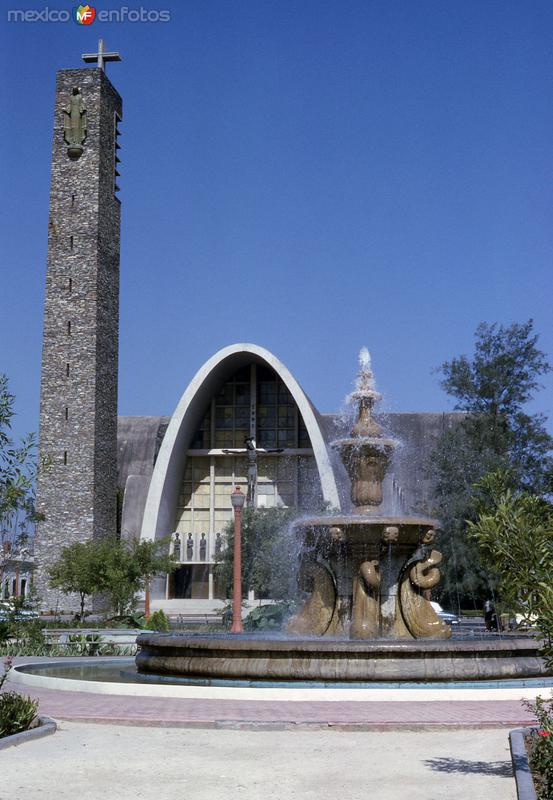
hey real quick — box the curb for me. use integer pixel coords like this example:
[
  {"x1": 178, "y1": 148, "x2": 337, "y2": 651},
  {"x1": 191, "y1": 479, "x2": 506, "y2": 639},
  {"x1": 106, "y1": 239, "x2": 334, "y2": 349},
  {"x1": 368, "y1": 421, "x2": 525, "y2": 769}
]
[
  {"x1": 509, "y1": 727, "x2": 537, "y2": 800},
  {"x1": 50, "y1": 715, "x2": 533, "y2": 731},
  {"x1": 0, "y1": 716, "x2": 57, "y2": 751}
]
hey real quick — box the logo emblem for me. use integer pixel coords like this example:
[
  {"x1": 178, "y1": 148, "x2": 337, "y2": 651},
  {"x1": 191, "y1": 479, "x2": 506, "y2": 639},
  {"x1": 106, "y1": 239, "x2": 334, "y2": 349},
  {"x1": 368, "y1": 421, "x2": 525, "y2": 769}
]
[{"x1": 73, "y1": 5, "x2": 96, "y2": 25}]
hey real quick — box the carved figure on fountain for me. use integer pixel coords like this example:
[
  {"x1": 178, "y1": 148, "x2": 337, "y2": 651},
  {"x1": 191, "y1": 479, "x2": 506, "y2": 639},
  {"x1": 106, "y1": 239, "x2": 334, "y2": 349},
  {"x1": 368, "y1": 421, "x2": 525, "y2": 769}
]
[
  {"x1": 285, "y1": 561, "x2": 336, "y2": 636},
  {"x1": 398, "y1": 546, "x2": 451, "y2": 639},
  {"x1": 382, "y1": 525, "x2": 399, "y2": 544},
  {"x1": 350, "y1": 560, "x2": 380, "y2": 639}
]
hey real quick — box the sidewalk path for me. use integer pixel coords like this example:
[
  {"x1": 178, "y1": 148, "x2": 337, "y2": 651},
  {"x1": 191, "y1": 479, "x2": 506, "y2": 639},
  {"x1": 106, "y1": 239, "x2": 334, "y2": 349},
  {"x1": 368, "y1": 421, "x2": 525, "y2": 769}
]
[{"x1": 0, "y1": 721, "x2": 517, "y2": 800}]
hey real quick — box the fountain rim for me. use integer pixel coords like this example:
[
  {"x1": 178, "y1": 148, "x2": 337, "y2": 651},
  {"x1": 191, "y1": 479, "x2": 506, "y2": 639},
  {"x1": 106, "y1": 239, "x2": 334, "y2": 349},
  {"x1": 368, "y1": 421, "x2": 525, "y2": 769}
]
[
  {"x1": 291, "y1": 514, "x2": 440, "y2": 528},
  {"x1": 331, "y1": 436, "x2": 399, "y2": 449},
  {"x1": 134, "y1": 632, "x2": 541, "y2": 655},
  {"x1": 9, "y1": 656, "x2": 552, "y2": 702}
]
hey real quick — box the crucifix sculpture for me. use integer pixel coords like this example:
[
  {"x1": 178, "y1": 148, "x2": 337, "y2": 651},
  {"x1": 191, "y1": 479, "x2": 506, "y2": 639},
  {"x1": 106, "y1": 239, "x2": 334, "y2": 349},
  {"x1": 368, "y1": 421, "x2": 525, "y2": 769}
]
[
  {"x1": 223, "y1": 437, "x2": 283, "y2": 506},
  {"x1": 82, "y1": 39, "x2": 122, "y2": 73}
]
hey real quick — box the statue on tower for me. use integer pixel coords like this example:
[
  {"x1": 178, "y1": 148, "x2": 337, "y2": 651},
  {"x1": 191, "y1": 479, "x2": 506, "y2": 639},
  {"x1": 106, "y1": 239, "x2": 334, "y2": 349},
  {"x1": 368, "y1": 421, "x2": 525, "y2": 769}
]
[{"x1": 63, "y1": 87, "x2": 87, "y2": 160}]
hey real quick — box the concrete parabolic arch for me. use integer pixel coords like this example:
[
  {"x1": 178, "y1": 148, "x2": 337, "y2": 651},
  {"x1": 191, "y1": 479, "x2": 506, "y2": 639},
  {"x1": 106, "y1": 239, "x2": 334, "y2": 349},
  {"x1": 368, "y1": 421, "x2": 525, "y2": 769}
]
[{"x1": 140, "y1": 343, "x2": 341, "y2": 542}]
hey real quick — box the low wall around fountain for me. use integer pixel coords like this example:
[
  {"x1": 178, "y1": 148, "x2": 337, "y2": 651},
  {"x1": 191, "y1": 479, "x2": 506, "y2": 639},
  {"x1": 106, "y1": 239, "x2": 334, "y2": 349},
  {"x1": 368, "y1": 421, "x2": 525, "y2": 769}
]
[{"x1": 135, "y1": 634, "x2": 547, "y2": 683}]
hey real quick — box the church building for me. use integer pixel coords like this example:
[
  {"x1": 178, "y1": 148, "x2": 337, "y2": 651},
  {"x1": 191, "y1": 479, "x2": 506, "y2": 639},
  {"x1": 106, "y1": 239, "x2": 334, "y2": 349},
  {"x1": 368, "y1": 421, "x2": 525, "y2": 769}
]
[{"x1": 119, "y1": 343, "x2": 458, "y2": 615}]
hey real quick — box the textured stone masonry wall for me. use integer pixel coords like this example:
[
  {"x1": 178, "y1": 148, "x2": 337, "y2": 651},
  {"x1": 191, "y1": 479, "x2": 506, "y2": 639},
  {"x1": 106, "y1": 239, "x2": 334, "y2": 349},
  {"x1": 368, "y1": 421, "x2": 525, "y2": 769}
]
[{"x1": 34, "y1": 68, "x2": 122, "y2": 611}]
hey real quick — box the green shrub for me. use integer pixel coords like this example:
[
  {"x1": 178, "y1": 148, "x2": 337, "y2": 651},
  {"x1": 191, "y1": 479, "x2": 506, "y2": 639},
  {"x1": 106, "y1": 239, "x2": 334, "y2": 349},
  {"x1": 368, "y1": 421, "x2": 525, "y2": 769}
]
[
  {"x1": 107, "y1": 613, "x2": 146, "y2": 629},
  {"x1": 0, "y1": 630, "x2": 138, "y2": 657},
  {"x1": 146, "y1": 610, "x2": 170, "y2": 632},
  {"x1": 244, "y1": 602, "x2": 296, "y2": 631},
  {"x1": 0, "y1": 660, "x2": 39, "y2": 739},
  {"x1": 523, "y1": 694, "x2": 553, "y2": 800},
  {"x1": 0, "y1": 692, "x2": 39, "y2": 738},
  {"x1": 67, "y1": 633, "x2": 104, "y2": 656},
  {"x1": 0, "y1": 621, "x2": 11, "y2": 644},
  {"x1": 2, "y1": 618, "x2": 46, "y2": 653}
]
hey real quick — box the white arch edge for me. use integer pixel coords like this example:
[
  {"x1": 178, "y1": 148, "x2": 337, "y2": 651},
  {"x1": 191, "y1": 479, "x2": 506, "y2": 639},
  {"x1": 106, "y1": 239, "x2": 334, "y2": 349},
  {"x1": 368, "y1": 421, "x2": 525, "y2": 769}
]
[{"x1": 140, "y1": 343, "x2": 340, "y2": 541}]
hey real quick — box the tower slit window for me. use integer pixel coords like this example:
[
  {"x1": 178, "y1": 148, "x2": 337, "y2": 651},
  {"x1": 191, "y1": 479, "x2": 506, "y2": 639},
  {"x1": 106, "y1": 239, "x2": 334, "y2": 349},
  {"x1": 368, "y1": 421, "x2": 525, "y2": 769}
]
[
  {"x1": 63, "y1": 451, "x2": 67, "y2": 465},
  {"x1": 66, "y1": 363, "x2": 70, "y2": 377},
  {"x1": 70, "y1": 235, "x2": 73, "y2": 250},
  {"x1": 67, "y1": 321, "x2": 71, "y2": 335},
  {"x1": 114, "y1": 111, "x2": 122, "y2": 194}
]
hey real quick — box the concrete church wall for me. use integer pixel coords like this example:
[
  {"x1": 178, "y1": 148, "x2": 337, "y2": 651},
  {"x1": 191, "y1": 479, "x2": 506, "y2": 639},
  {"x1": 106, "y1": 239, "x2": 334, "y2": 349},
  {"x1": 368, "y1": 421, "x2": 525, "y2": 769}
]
[
  {"x1": 117, "y1": 416, "x2": 169, "y2": 542},
  {"x1": 116, "y1": 410, "x2": 462, "y2": 550}
]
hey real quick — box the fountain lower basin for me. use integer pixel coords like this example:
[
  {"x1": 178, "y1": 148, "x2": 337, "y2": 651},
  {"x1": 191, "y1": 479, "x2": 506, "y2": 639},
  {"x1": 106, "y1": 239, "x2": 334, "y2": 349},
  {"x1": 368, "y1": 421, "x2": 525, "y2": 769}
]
[
  {"x1": 10, "y1": 655, "x2": 552, "y2": 701},
  {"x1": 135, "y1": 632, "x2": 547, "y2": 682}
]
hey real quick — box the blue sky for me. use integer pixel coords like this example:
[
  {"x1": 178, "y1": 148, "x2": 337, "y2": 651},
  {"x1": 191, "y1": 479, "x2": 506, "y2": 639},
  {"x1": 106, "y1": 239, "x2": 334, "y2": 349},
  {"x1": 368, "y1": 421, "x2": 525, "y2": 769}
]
[{"x1": 1, "y1": 0, "x2": 552, "y2": 442}]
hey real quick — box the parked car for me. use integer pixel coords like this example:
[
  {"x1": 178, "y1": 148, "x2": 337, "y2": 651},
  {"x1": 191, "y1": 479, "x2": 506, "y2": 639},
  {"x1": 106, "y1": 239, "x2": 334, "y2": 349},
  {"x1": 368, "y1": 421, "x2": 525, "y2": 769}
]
[
  {"x1": 514, "y1": 613, "x2": 538, "y2": 629},
  {"x1": 430, "y1": 601, "x2": 460, "y2": 626},
  {"x1": 0, "y1": 601, "x2": 39, "y2": 621}
]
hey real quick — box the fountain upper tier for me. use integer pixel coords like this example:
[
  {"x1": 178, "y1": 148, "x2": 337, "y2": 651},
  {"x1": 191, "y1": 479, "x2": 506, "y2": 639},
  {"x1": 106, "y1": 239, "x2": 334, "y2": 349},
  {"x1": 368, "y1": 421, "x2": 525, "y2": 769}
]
[{"x1": 331, "y1": 348, "x2": 399, "y2": 512}]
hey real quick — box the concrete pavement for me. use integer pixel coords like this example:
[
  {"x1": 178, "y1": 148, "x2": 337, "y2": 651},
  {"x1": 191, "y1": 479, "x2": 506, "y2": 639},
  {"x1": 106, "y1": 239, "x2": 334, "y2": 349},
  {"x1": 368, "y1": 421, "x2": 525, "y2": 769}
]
[{"x1": 0, "y1": 722, "x2": 516, "y2": 800}]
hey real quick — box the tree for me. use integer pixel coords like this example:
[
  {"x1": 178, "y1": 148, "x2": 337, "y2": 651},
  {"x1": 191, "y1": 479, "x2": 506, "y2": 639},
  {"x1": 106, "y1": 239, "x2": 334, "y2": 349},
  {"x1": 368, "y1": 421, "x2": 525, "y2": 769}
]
[
  {"x1": 429, "y1": 320, "x2": 553, "y2": 607},
  {"x1": 467, "y1": 470, "x2": 553, "y2": 670},
  {"x1": 214, "y1": 506, "x2": 299, "y2": 601},
  {"x1": 48, "y1": 537, "x2": 177, "y2": 618},
  {"x1": 126, "y1": 538, "x2": 176, "y2": 619},
  {"x1": 95, "y1": 538, "x2": 139, "y2": 618},
  {"x1": 48, "y1": 540, "x2": 104, "y2": 618},
  {"x1": 0, "y1": 374, "x2": 40, "y2": 539},
  {"x1": 438, "y1": 320, "x2": 552, "y2": 492},
  {"x1": 0, "y1": 375, "x2": 42, "y2": 598}
]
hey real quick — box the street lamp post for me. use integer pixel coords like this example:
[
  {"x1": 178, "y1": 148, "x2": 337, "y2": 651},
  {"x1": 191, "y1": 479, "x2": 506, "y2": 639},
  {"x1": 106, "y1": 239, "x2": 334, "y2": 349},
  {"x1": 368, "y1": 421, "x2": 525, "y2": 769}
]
[
  {"x1": 144, "y1": 574, "x2": 151, "y2": 620},
  {"x1": 230, "y1": 486, "x2": 245, "y2": 634}
]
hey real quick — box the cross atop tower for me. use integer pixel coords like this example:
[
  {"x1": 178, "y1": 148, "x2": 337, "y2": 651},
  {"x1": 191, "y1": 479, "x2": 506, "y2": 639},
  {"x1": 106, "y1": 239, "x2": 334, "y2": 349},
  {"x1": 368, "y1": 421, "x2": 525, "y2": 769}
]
[{"x1": 82, "y1": 39, "x2": 122, "y2": 72}]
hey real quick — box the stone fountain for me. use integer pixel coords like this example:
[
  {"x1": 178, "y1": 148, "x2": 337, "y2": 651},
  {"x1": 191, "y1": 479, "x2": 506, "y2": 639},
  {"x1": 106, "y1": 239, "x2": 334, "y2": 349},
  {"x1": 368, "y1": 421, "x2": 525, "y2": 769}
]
[
  {"x1": 286, "y1": 348, "x2": 450, "y2": 641},
  {"x1": 135, "y1": 351, "x2": 546, "y2": 683}
]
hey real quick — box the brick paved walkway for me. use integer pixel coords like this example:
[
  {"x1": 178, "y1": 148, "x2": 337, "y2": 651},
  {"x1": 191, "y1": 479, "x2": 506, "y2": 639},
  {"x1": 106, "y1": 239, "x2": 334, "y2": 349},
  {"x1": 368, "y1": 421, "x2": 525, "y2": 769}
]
[
  {"x1": 6, "y1": 658, "x2": 539, "y2": 730},
  {"x1": 15, "y1": 685, "x2": 538, "y2": 729}
]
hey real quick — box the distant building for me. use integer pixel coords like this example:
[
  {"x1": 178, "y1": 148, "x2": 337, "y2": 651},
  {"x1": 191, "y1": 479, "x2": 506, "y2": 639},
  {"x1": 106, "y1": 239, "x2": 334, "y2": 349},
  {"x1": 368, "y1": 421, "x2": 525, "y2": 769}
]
[{"x1": 1, "y1": 541, "x2": 34, "y2": 601}]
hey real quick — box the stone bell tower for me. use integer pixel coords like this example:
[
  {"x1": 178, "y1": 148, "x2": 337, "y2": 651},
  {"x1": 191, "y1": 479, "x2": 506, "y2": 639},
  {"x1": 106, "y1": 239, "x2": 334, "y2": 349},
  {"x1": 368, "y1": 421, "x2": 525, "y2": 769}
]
[{"x1": 34, "y1": 42, "x2": 123, "y2": 610}]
